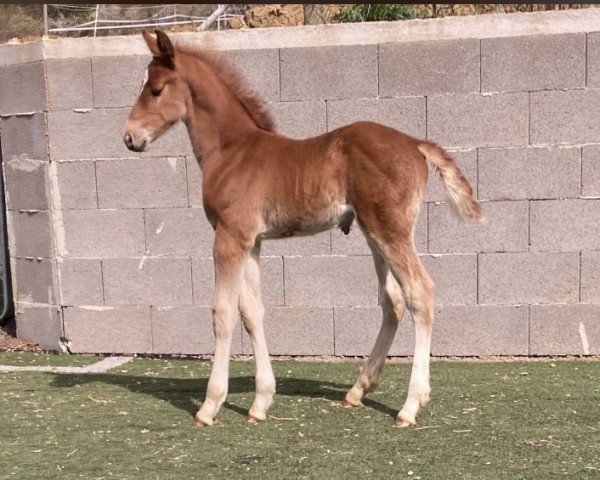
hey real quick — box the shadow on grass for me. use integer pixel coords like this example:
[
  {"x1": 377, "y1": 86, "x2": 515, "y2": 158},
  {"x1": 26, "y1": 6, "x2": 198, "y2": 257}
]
[{"x1": 48, "y1": 373, "x2": 397, "y2": 419}]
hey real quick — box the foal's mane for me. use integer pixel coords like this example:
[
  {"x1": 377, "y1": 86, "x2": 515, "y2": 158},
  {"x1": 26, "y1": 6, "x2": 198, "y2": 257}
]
[{"x1": 176, "y1": 43, "x2": 276, "y2": 133}]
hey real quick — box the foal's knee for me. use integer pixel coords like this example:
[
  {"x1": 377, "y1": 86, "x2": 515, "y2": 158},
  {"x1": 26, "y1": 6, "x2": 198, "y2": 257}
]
[
  {"x1": 381, "y1": 272, "x2": 406, "y2": 323},
  {"x1": 212, "y1": 302, "x2": 237, "y2": 339},
  {"x1": 405, "y1": 272, "x2": 435, "y2": 326}
]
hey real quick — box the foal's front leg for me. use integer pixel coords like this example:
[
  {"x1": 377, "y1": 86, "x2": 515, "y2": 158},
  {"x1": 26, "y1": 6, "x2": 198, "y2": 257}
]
[
  {"x1": 239, "y1": 244, "x2": 276, "y2": 422},
  {"x1": 195, "y1": 227, "x2": 248, "y2": 427}
]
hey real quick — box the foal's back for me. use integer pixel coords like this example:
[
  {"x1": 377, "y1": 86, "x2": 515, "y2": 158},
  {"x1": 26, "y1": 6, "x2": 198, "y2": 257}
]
[{"x1": 215, "y1": 121, "x2": 430, "y2": 240}]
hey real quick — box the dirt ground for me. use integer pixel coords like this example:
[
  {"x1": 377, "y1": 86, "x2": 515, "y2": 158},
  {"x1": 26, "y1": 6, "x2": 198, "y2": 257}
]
[{"x1": 0, "y1": 320, "x2": 40, "y2": 352}]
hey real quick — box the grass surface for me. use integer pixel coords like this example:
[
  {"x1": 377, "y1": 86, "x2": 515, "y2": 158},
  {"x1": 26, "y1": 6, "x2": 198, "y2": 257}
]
[
  {"x1": 0, "y1": 357, "x2": 598, "y2": 479},
  {"x1": 0, "y1": 352, "x2": 99, "y2": 367}
]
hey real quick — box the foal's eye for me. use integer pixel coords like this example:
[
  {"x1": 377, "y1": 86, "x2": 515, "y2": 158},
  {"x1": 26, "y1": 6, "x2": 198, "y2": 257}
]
[{"x1": 150, "y1": 87, "x2": 163, "y2": 97}]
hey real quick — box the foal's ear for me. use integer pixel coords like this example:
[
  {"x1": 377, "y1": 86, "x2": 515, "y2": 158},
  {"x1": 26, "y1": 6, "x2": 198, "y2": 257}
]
[
  {"x1": 155, "y1": 30, "x2": 175, "y2": 60},
  {"x1": 141, "y1": 29, "x2": 160, "y2": 57},
  {"x1": 141, "y1": 29, "x2": 175, "y2": 66}
]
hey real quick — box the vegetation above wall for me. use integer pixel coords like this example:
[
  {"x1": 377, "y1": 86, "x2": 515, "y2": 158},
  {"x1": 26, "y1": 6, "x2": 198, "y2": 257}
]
[{"x1": 2, "y1": 4, "x2": 599, "y2": 44}]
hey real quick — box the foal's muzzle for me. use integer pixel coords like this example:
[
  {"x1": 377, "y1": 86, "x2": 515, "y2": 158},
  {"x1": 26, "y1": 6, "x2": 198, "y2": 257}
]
[{"x1": 123, "y1": 133, "x2": 147, "y2": 152}]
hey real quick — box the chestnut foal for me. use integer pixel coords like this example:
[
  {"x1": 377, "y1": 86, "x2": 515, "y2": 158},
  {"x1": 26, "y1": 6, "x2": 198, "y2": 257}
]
[{"x1": 124, "y1": 30, "x2": 482, "y2": 428}]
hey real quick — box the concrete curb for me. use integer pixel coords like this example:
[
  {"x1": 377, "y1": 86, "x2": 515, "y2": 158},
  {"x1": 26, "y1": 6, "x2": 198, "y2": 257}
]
[{"x1": 0, "y1": 355, "x2": 133, "y2": 374}]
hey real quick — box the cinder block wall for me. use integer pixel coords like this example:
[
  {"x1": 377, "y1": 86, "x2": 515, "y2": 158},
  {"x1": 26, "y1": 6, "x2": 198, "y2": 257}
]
[{"x1": 1, "y1": 9, "x2": 600, "y2": 355}]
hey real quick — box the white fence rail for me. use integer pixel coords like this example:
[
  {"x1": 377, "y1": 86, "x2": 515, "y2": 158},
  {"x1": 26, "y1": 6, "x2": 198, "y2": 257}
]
[{"x1": 45, "y1": 4, "x2": 241, "y2": 36}]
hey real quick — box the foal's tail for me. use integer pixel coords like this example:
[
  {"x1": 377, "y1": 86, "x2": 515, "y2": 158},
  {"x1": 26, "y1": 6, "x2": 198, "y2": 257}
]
[{"x1": 418, "y1": 142, "x2": 483, "y2": 223}]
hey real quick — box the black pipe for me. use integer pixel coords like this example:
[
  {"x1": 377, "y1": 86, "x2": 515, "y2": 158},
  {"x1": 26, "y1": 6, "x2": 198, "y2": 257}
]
[{"x1": 0, "y1": 134, "x2": 15, "y2": 326}]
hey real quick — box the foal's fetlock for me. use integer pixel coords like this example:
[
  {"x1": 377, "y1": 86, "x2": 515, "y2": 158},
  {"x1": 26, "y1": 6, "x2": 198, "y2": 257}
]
[{"x1": 419, "y1": 389, "x2": 431, "y2": 407}]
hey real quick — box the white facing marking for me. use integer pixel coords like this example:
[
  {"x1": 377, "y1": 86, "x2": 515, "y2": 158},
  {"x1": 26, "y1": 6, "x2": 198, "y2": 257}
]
[{"x1": 579, "y1": 322, "x2": 590, "y2": 355}]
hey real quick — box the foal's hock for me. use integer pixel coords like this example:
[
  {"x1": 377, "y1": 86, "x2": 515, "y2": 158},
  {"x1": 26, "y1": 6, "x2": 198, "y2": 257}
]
[{"x1": 123, "y1": 30, "x2": 482, "y2": 428}]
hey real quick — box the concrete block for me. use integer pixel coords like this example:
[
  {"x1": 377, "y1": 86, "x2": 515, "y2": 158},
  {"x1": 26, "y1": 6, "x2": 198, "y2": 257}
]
[
  {"x1": 280, "y1": 45, "x2": 377, "y2": 101},
  {"x1": 432, "y1": 305, "x2": 529, "y2": 356},
  {"x1": 12, "y1": 210, "x2": 52, "y2": 258},
  {"x1": 4, "y1": 159, "x2": 48, "y2": 211},
  {"x1": 428, "y1": 201, "x2": 528, "y2": 254},
  {"x1": 46, "y1": 58, "x2": 93, "y2": 111},
  {"x1": 530, "y1": 304, "x2": 600, "y2": 355},
  {"x1": 420, "y1": 254, "x2": 477, "y2": 305},
  {"x1": 582, "y1": 145, "x2": 600, "y2": 198},
  {"x1": 284, "y1": 256, "x2": 378, "y2": 307},
  {"x1": 191, "y1": 258, "x2": 214, "y2": 307},
  {"x1": 48, "y1": 108, "x2": 131, "y2": 160},
  {"x1": 269, "y1": 101, "x2": 326, "y2": 139},
  {"x1": 63, "y1": 306, "x2": 152, "y2": 354},
  {"x1": 96, "y1": 157, "x2": 187, "y2": 209},
  {"x1": 192, "y1": 256, "x2": 284, "y2": 306},
  {"x1": 380, "y1": 39, "x2": 480, "y2": 96},
  {"x1": 327, "y1": 97, "x2": 426, "y2": 138},
  {"x1": 530, "y1": 89, "x2": 600, "y2": 145},
  {"x1": 92, "y1": 55, "x2": 149, "y2": 108},
  {"x1": 219, "y1": 49, "x2": 280, "y2": 101},
  {"x1": 151, "y1": 306, "x2": 242, "y2": 355},
  {"x1": 103, "y1": 257, "x2": 193, "y2": 306},
  {"x1": 0, "y1": 62, "x2": 45, "y2": 115},
  {"x1": 62, "y1": 209, "x2": 145, "y2": 257},
  {"x1": 426, "y1": 149, "x2": 477, "y2": 203},
  {"x1": 15, "y1": 257, "x2": 55, "y2": 304},
  {"x1": 581, "y1": 251, "x2": 600, "y2": 303},
  {"x1": 478, "y1": 147, "x2": 581, "y2": 200},
  {"x1": 334, "y1": 306, "x2": 414, "y2": 356},
  {"x1": 530, "y1": 199, "x2": 600, "y2": 251},
  {"x1": 262, "y1": 231, "x2": 330, "y2": 256},
  {"x1": 243, "y1": 307, "x2": 334, "y2": 356},
  {"x1": 331, "y1": 207, "x2": 427, "y2": 255},
  {"x1": 0, "y1": 41, "x2": 43, "y2": 67},
  {"x1": 56, "y1": 161, "x2": 97, "y2": 209},
  {"x1": 587, "y1": 32, "x2": 600, "y2": 88},
  {"x1": 481, "y1": 33, "x2": 585, "y2": 92},
  {"x1": 0, "y1": 113, "x2": 47, "y2": 161},
  {"x1": 59, "y1": 258, "x2": 103, "y2": 306},
  {"x1": 479, "y1": 252, "x2": 579, "y2": 304},
  {"x1": 186, "y1": 157, "x2": 203, "y2": 207},
  {"x1": 330, "y1": 225, "x2": 369, "y2": 256},
  {"x1": 16, "y1": 307, "x2": 62, "y2": 351},
  {"x1": 427, "y1": 92, "x2": 528, "y2": 148},
  {"x1": 145, "y1": 208, "x2": 214, "y2": 257}
]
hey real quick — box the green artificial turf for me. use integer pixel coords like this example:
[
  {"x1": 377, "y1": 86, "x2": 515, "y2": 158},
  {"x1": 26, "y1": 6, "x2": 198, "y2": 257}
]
[
  {"x1": 0, "y1": 357, "x2": 598, "y2": 479},
  {"x1": 0, "y1": 352, "x2": 99, "y2": 367}
]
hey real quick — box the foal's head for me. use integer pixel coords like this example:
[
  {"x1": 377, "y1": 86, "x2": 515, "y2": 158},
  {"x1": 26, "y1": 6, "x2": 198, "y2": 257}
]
[{"x1": 123, "y1": 30, "x2": 189, "y2": 152}]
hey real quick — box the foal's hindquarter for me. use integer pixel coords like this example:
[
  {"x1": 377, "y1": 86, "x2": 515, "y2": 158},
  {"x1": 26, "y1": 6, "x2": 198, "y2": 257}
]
[{"x1": 197, "y1": 123, "x2": 447, "y2": 427}]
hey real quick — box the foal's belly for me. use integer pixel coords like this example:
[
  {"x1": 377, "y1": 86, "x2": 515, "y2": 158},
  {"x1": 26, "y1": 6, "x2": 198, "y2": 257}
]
[{"x1": 259, "y1": 203, "x2": 355, "y2": 240}]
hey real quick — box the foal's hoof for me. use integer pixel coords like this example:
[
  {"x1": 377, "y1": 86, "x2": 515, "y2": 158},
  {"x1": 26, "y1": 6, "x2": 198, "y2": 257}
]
[
  {"x1": 393, "y1": 415, "x2": 416, "y2": 428},
  {"x1": 245, "y1": 415, "x2": 261, "y2": 424},
  {"x1": 193, "y1": 418, "x2": 208, "y2": 428},
  {"x1": 192, "y1": 415, "x2": 213, "y2": 428},
  {"x1": 341, "y1": 399, "x2": 362, "y2": 408}
]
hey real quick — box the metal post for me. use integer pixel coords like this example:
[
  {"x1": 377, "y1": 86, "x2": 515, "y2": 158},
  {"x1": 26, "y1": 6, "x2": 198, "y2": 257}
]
[
  {"x1": 93, "y1": 4, "x2": 100, "y2": 37},
  {"x1": 43, "y1": 4, "x2": 48, "y2": 36},
  {"x1": 197, "y1": 4, "x2": 230, "y2": 32}
]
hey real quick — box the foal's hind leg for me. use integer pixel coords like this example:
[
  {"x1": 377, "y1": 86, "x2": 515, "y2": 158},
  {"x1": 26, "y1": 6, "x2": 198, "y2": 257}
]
[
  {"x1": 381, "y1": 243, "x2": 435, "y2": 427},
  {"x1": 239, "y1": 244, "x2": 276, "y2": 422},
  {"x1": 195, "y1": 226, "x2": 249, "y2": 427},
  {"x1": 345, "y1": 239, "x2": 406, "y2": 407}
]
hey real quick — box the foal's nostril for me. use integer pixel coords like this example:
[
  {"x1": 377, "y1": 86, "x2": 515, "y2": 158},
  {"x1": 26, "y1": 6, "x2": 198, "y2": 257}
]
[{"x1": 124, "y1": 133, "x2": 133, "y2": 147}]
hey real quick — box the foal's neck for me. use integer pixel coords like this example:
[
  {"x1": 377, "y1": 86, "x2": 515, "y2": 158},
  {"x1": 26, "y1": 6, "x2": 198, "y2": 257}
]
[{"x1": 182, "y1": 58, "x2": 258, "y2": 169}]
